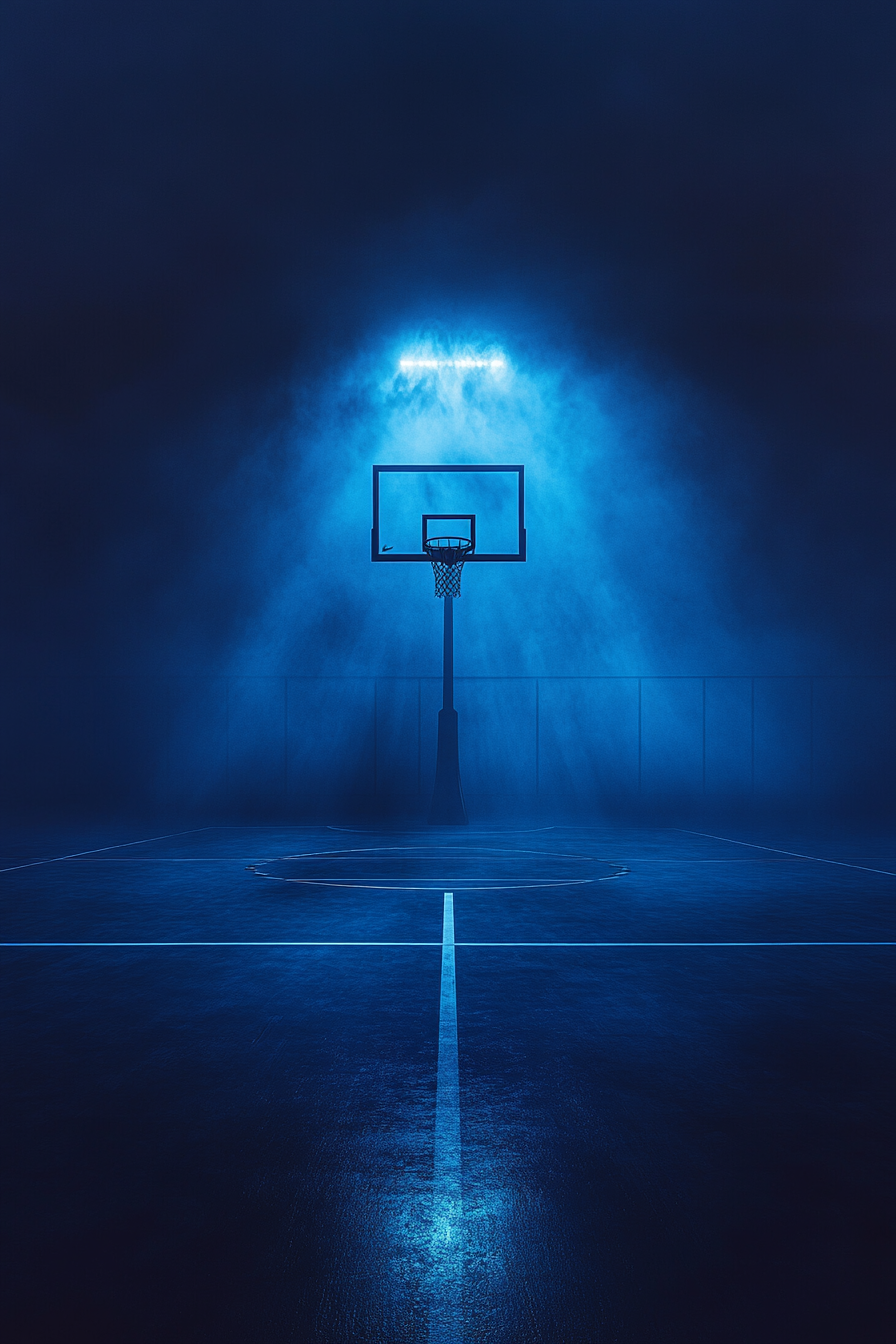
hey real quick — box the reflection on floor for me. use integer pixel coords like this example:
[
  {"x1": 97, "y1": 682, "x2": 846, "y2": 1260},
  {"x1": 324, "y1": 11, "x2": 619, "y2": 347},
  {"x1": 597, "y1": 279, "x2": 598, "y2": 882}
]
[{"x1": 2, "y1": 824, "x2": 894, "y2": 1342}]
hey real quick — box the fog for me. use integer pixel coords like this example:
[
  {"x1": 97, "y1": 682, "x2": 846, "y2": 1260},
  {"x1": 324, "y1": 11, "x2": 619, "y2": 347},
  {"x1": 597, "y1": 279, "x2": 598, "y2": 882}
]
[{"x1": 1, "y1": 0, "x2": 892, "y2": 819}]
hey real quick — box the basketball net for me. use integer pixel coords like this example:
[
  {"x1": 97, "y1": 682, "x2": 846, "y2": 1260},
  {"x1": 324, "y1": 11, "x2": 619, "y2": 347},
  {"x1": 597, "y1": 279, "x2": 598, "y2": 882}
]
[{"x1": 424, "y1": 537, "x2": 473, "y2": 598}]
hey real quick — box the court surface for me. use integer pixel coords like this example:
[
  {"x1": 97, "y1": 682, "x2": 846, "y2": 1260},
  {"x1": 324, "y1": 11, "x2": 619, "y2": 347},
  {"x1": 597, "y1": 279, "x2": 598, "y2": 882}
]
[{"x1": 2, "y1": 823, "x2": 894, "y2": 1343}]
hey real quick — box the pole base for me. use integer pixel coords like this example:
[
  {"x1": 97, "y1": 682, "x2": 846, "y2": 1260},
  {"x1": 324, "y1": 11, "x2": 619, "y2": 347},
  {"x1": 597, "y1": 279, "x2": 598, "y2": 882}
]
[{"x1": 429, "y1": 708, "x2": 468, "y2": 825}]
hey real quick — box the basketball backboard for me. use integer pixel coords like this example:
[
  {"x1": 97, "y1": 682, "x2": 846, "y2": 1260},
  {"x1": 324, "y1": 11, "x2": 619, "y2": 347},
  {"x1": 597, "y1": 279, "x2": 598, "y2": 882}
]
[{"x1": 371, "y1": 464, "x2": 525, "y2": 562}]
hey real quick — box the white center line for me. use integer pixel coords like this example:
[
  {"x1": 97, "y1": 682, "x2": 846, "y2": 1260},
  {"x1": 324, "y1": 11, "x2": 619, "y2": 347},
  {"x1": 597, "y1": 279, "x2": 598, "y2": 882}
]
[
  {"x1": 435, "y1": 894, "x2": 461, "y2": 1202},
  {"x1": 430, "y1": 892, "x2": 463, "y2": 1343}
]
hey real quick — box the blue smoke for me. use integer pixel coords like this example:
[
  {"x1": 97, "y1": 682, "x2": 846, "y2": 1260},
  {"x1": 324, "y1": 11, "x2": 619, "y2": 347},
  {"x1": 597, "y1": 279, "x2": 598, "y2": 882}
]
[
  {"x1": 216, "y1": 324, "x2": 767, "y2": 685},
  {"x1": 3, "y1": 308, "x2": 889, "y2": 823},
  {"x1": 134, "y1": 313, "x2": 888, "y2": 823}
]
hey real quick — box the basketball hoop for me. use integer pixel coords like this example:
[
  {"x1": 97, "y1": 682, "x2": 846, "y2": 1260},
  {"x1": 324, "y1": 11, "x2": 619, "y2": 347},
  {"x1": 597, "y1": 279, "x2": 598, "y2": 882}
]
[
  {"x1": 424, "y1": 536, "x2": 474, "y2": 598},
  {"x1": 372, "y1": 464, "x2": 526, "y2": 824}
]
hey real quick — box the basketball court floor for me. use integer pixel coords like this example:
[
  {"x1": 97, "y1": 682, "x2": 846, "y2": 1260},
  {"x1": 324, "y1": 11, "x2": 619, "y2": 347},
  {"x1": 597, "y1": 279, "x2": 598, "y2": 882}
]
[{"x1": 2, "y1": 823, "x2": 894, "y2": 1342}]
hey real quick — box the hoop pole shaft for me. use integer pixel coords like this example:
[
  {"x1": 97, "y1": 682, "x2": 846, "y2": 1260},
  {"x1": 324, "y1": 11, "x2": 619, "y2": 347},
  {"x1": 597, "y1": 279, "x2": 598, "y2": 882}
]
[
  {"x1": 429, "y1": 595, "x2": 467, "y2": 824},
  {"x1": 442, "y1": 596, "x2": 454, "y2": 710}
]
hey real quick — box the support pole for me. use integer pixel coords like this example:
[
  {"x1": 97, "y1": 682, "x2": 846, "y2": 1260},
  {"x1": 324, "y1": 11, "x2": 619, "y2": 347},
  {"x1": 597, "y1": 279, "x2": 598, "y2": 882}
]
[{"x1": 429, "y1": 596, "x2": 467, "y2": 825}]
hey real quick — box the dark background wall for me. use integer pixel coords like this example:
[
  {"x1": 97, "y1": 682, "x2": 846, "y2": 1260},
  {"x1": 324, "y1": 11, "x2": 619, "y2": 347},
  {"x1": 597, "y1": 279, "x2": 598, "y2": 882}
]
[
  {"x1": 2, "y1": 675, "x2": 892, "y2": 824},
  {"x1": 1, "y1": 0, "x2": 893, "y2": 823}
]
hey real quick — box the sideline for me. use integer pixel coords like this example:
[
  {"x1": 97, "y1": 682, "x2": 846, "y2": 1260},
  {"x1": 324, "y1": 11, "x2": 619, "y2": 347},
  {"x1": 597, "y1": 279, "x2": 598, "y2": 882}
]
[
  {"x1": 676, "y1": 829, "x2": 896, "y2": 877},
  {"x1": 0, "y1": 827, "x2": 214, "y2": 875}
]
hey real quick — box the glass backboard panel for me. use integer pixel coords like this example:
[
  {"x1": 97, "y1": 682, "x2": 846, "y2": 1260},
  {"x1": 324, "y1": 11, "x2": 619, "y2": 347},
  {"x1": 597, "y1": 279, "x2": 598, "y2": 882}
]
[{"x1": 372, "y1": 465, "x2": 525, "y2": 561}]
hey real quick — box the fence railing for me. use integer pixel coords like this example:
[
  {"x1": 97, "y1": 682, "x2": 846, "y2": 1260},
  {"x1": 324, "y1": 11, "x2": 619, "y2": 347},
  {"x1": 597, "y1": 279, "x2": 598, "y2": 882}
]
[{"x1": 2, "y1": 675, "x2": 893, "y2": 817}]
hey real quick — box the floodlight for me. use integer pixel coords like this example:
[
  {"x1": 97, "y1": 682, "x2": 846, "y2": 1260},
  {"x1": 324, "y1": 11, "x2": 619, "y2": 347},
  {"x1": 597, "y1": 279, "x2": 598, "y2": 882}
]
[{"x1": 398, "y1": 357, "x2": 506, "y2": 371}]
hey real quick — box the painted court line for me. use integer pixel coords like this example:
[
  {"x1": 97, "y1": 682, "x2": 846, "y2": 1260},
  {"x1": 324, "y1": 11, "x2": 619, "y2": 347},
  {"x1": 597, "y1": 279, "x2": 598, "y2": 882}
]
[
  {"x1": 256, "y1": 843, "x2": 603, "y2": 859},
  {"x1": 253, "y1": 880, "x2": 598, "y2": 891},
  {"x1": 0, "y1": 827, "x2": 214, "y2": 875},
  {"x1": 0, "y1": 941, "x2": 443, "y2": 947},
  {"x1": 435, "y1": 894, "x2": 461, "y2": 1220},
  {"x1": 677, "y1": 829, "x2": 896, "y2": 877},
  {"x1": 456, "y1": 941, "x2": 895, "y2": 947},
  {"x1": 2, "y1": 940, "x2": 892, "y2": 948},
  {"x1": 430, "y1": 891, "x2": 463, "y2": 1344}
]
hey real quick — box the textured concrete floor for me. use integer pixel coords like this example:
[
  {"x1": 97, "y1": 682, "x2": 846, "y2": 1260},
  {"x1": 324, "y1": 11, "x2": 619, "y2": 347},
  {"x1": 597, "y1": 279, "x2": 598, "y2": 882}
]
[{"x1": 2, "y1": 824, "x2": 894, "y2": 1342}]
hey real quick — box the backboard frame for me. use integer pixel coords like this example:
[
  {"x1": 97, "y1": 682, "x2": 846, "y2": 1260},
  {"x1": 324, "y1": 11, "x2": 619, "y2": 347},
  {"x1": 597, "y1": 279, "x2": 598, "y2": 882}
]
[{"x1": 371, "y1": 464, "x2": 526, "y2": 562}]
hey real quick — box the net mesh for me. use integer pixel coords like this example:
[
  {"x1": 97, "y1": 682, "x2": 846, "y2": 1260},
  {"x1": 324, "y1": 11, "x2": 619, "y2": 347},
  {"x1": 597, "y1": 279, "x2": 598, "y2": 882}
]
[
  {"x1": 430, "y1": 559, "x2": 465, "y2": 598},
  {"x1": 425, "y1": 537, "x2": 473, "y2": 598}
]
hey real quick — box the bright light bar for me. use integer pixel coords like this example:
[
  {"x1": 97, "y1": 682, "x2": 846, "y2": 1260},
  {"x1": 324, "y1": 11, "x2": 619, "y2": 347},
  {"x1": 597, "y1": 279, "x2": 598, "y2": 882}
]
[{"x1": 398, "y1": 357, "x2": 506, "y2": 370}]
